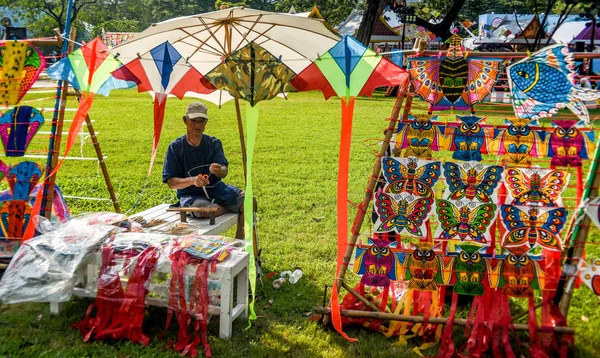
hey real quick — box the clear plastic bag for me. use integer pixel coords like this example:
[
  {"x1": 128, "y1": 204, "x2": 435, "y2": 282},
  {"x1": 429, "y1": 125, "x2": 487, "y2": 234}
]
[{"x1": 0, "y1": 221, "x2": 120, "y2": 304}]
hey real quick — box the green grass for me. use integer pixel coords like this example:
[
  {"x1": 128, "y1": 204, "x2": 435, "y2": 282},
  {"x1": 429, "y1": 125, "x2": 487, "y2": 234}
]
[{"x1": 1, "y1": 89, "x2": 600, "y2": 357}]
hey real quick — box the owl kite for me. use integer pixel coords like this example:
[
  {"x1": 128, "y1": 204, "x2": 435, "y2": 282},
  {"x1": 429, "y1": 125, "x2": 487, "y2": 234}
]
[
  {"x1": 448, "y1": 115, "x2": 493, "y2": 162},
  {"x1": 491, "y1": 118, "x2": 547, "y2": 165},
  {"x1": 395, "y1": 113, "x2": 448, "y2": 158},
  {"x1": 547, "y1": 119, "x2": 594, "y2": 167},
  {"x1": 354, "y1": 238, "x2": 405, "y2": 288},
  {"x1": 497, "y1": 246, "x2": 545, "y2": 298}
]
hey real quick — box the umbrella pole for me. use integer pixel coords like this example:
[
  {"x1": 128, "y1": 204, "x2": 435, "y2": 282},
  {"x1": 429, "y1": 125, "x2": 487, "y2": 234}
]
[{"x1": 328, "y1": 89, "x2": 408, "y2": 323}]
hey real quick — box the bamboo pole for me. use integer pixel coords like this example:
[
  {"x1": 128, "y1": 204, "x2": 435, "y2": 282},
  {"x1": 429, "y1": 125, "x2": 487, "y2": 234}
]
[
  {"x1": 42, "y1": 26, "x2": 76, "y2": 218},
  {"x1": 313, "y1": 307, "x2": 575, "y2": 334},
  {"x1": 341, "y1": 281, "x2": 383, "y2": 313},
  {"x1": 234, "y1": 98, "x2": 248, "y2": 180}
]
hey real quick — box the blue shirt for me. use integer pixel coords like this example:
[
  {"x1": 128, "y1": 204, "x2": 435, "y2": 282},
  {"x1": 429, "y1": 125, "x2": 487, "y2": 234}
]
[{"x1": 162, "y1": 134, "x2": 240, "y2": 206}]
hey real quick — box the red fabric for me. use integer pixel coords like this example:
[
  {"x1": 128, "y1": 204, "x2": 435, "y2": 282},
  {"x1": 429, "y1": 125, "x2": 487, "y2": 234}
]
[
  {"x1": 81, "y1": 38, "x2": 111, "y2": 83},
  {"x1": 358, "y1": 59, "x2": 409, "y2": 97},
  {"x1": 163, "y1": 250, "x2": 214, "y2": 357},
  {"x1": 148, "y1": 93, "x2": 168, "y2": 176},
  {"x1": 438, "y1": 292, "x2": 459, "y2": 358},
  {"x1": 111, "y1": 58, "x2": 154, "y2": 93},
  {"x1": 290, "y1": 62, "x2": 337, "y2": 100},
  {"x1": 330, "y1": 97, "x2": 357, "y2": 342},
  {"x1": 73, "y1": 246, "x2": 159, "y2": 345}
]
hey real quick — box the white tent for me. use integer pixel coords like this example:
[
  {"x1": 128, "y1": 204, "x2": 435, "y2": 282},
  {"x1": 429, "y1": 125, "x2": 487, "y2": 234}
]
[{"x1": 552, "y1": 21, "x2": 587, "y2": 44}]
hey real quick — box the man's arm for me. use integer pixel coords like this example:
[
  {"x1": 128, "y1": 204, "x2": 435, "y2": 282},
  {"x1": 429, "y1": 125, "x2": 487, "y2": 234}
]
[
  {"x1": 166, "y1": 175, "x2": 209, "y2": 189},
  {"x1": 209, "y1": 163, "x2": 228, "y2": 178}
]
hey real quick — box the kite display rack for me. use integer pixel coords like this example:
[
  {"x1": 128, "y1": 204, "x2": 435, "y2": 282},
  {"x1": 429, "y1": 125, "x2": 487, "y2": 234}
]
[{"x1": 321, "y1": 49, "x2": 600, "y2": 355}]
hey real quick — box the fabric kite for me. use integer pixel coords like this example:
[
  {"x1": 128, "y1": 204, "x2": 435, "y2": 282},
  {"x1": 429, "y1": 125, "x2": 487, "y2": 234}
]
[
  {"x1": 374, "y1": 193, "x2": 434, "y2": 237},
  {"x1": 0, "y1": 106, "x2": 44, "y2": 156},
  {"x1": 0, "y1": 200, "x2": 32, "y2": 239},
  {"x1": 408, "y1": 34, "x2": 501, "y2": 111},
  {"x1": 7, "y1": 161, "x2": 43, "y2": 201},
  {"x1": 547, "y1": 119, "x2": 594, "y2": 167},
  {"x1": 112, "y1": 41, "x2": 216, "y2": 174},
  {"x1": 491, "y1": 117, "x2": 546, "y2": 165},
  {"x1": 380, "y1": 156, "x2": 441, "y2": 199},
  {"x1": 508, "y1": 44, "x2": 600, "y2": 123},
  {"x1": 505, "y1": 167, "x2": 569, "y2": 207},
  {"x1": 395, "y1": 113, "x2": 448, "y2": 158},
  {"x1": 447, "y1": 115, "x2": 493, "y2": 162},
  {"x1": 0, "y1": 41, "x2": 46, "y2": 106},
  {"x1": 442, "y1": 161, "x2": 504, "y2": 203},
  {"x1": 435, "y1": 199, "x2": 497, "y2": 244},
  {"x1": 500, "y1": 204, "x2": 567, "y2": 251},
  {"x1": 292, "y1": 35, "x2": 409, "y2": 341}
]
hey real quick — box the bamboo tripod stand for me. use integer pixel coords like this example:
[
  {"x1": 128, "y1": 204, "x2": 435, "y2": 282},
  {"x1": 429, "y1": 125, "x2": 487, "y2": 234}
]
[{"x1": 41, "y1": 28, "x2": 120, "y2": 218}]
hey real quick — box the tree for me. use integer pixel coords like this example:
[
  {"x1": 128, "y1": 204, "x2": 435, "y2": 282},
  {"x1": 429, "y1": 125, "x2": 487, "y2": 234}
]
[
  {"x1": 273, "y1": 0, "x2": 358, "y2": 28},
  {"x1": 356, "y1": 0, "x2": 468, "y2": 46},
  {"x1": 4, "y1": 0, "x2": 97, "y2": 35}
]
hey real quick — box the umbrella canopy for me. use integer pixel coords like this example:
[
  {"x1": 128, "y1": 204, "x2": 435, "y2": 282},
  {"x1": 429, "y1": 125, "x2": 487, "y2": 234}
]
[{"x1": 110, "y1": 7, "x2": 340, "y2": 75}]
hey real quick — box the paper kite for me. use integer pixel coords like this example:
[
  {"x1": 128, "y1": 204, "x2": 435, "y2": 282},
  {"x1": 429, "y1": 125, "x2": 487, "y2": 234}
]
[
  {"x1": 291, "y1": 35, "x2": 409, "y2": 341},
  {"x1": 0, "y1": 41, "x2": 46, "y2": 106},
  {"x1": 500, "y1": 204, "x2": 567, "y2": 251},
  {"x1": 381, "y1": 156, "x2": 441, "y2": 199},
  {"x1": 404, "y1": 242, "x2": 446, "y2": 291},
  {"x1": 452, "y1": 243, "x2": 488, "y2": 296},
  {"x1": 0, "y1": 106, "x2": 44, "y2": 156},
  {"x1": 580, "y1": 259, "x2": 600, "y2": 296},
  {"x1": 435, "y1": 199, "x2": 496, "y2": 244},
  {"x1": 547, "y1": 119, "x2": 594, "y2": 167},
  {"x1": 7, "y1": 161, "x2": 43, "y2": 201},
  {"x1": 508, "y1": 44, "x2": 600, "y2": 123},
  {"x1": 395, "y1": 113, "x2": 448, "y2": 158},
  {"x1": 505, "y1": 167, "x2": 569, "y2": 207},
  {"x1": 497, "y1": 246, "x2": 545, "y2": 298},
  {"x1": 491, "y1": 118, "x2": 546, "y2": 165},
  {"x1": 447, "y1": 115, "x2": 493, "y2": 162},
  {"x1": 374, "y1": 193, "x2": 434, "y2": 237},
  {"x1": 112, "y1": 41, "x2": 216, "y2": 174},
  {"x1": 442, "y1": 161, "x2": 504, "y2": 203},
  {"x1": 47, "y1": 37, "x2": 133, "y2": 164},
  {"x1": 354, "y1": 238, "x2": 404, "y2": 288},
  {"x1": 0, "y1": 200, "x2": 32, "y2": 239},
  {"x1": 408, "y1": 34, "x2": 501, "y2": 110}
]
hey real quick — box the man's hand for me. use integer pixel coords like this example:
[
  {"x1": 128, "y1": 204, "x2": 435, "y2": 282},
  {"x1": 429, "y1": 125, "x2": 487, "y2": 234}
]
[
  {"x1": 209, "y1": 163, "x2": 227, "y2": 178},
  {"x1": 192, "y1": 174, "x2": 209, "y2": 187}
]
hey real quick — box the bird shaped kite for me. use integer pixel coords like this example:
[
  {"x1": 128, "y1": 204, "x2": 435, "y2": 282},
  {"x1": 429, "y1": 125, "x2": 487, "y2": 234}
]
[
  {"x1": 508, "y1": 44, "x2": 600, "y2": 123},
  {"x1": 292, "y1": 35, "x2": 409, "y2": 341},
  {"x1": 112, "y1": 41, "x2": 216, "y2": 174},
  {"x1": 408, "y1": 34, "x2": 501, "y2": 111},
  {"x1": 0, "y1": 41, "x2": 46, "y2": 106}
]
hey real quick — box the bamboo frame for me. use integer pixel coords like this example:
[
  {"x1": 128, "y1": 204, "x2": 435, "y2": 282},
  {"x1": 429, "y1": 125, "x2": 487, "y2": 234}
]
[{"x1": 314, "y1": 307, "x2": 575, "y2": 334}]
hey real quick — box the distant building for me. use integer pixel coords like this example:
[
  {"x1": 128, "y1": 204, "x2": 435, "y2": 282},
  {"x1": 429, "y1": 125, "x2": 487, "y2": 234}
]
[{"x1": 288, "y1": 5, "x2": 337, "y2": 34}]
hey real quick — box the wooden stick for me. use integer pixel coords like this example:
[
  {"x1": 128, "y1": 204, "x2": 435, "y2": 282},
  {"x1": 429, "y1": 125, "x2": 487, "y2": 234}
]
[
  {"x1": 234, "y1": 98, "x2": 247, "y2": 180},
  {"x1": 341, "y1": 281, "x2": 383, "y2": 313},
  {"x1": 314, "y1": 307, "x2": 575, "y2": 334}
]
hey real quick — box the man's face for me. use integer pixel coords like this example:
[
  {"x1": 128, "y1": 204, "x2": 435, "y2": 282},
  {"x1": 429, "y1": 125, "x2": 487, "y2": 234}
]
[{"x1": 185, "y1": 116, "x2": 207, "y2": 136}]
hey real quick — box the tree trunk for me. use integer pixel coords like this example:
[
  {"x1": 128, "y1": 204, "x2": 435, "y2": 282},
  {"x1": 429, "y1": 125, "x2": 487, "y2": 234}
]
[{"x1": 356, "y1": 0, "x2": 387, "y2": 47}]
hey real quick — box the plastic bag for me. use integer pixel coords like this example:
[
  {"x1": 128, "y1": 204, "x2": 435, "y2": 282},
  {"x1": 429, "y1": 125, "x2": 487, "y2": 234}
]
[{"x1": 0, "y1": 221, "x2": 119, "y2": 304}]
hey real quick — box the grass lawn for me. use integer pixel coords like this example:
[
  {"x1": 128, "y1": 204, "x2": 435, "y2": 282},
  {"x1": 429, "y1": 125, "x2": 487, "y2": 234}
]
[{"x1": 1, "y1": 89, "x2": 600, "y2": 357}]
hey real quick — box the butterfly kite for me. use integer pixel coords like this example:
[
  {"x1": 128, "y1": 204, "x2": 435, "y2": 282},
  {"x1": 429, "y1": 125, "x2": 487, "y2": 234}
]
[
  {"x1": 408, "y1": 34, "x2": 501, "y2": 110},
  {"x1": 442, "y1": 162, "x2": 504, "y2": 203},
  {"x1": 508, "y1": 44, "x2": 600, "y2": 123},
  {"x1": 505, "y1": 167, "x2": 569, "y2": 207},
  {"x1": 435, "y1": 199, "x2": 496, "y2": 244},
  {"x1": 374, "y1": 193, "x2": 434, "y2": 237},
  {"x1": 0, "y1": 41, "x2": 46, "y2": 106},
  {"x1": 500, "y1": 204, "x2": 567, "y2": 251},
  {"x1": 381, "y1": 156, "x2": 441, "y2": 198}
]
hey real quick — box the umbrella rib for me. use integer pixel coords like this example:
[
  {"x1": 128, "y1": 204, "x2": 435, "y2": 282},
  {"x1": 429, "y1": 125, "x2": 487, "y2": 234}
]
[
  {"x1": 232, "y1": 14, "x2": 263, "y2": 53},
  {"x1": 178, "y1": 27, "x2": 227, "y2": 58},
  {"x1": 197, "y1": 17, "x2": 228, "y2": 55},
  {"x1": 235, "y1": 22, "x2": 308, "y2": 63}
]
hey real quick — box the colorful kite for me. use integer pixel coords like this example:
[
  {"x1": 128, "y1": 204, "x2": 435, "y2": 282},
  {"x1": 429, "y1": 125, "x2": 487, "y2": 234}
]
[
  {"x1": 508, "y1": 44, "x2": 600, "y2": 123},
  {"x1": 292, "y1": 35, "x2": 408, "y2": 341},
  {"x1": 354, "y1": 238, "x2": 404, "y2": 288},
  {"x1": 47, "y1": 37, "x2": 133, "y2": 167},
  {"x1": 7, "y1": 161, "x2": 43, "y2": 201},
  {"x1": 395, "y1": 113, "x2": 448, "y2": 158},
  {"x1": 500, "y1": 204, "x2": 567, "y2": 251},
  {"x1": 442, "y1": 162, "x2": 504, "y2": 203},
  {"x1": 447, "y1": 115, "x2": 493, "y2": 162},
  {"x1": 112, "y1": 41, "x2": 216, "y2": 174},
  {"x1": 0, "y1": 106, "x2": 45, "y2": 156},
  {"x1": 580, "y1": 259, "x2": 600, "y2": 296},
  {"x1": 381, "y1": 156, "x2": 441, "y2": 198},
  {"x1": 435, "y1": 199, "x2": 497, "y2": 244},
  {"x1": 491, "y1": 117, "x2": 546, "y2": 165},
  {"x1": 408, "y1": 34, "x2": 501, "y2": 111},
  {"x1": 505, "y1": 167, "x2": 569, "y2": 207},
  {"x1": 374, "y1": 193, "x2": 434, "y2": 237},
  {"x1": 0, "y1": 200, "x2": 31, "y2": 239},
  {"x1": 496, "y1": 246, "x2": 546, "y2": 298},
  {"x1": 547, "y1": 119, "x2": 594, "y2": 167},
  {"x1": 0, "y1": 41, "x2": 46, "y2": 106}
]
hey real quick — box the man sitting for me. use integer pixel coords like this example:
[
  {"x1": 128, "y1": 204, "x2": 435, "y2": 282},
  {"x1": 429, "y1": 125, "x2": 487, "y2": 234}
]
[{"x1": 162, "y1": 102, "x2": 245, "y2": 239}]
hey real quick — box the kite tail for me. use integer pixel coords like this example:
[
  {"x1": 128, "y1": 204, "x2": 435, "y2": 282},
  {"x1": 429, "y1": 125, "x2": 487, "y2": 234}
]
[
  {"x1": 148, "y1": 93, "x2": 168, "y2": 176},
  {"x1": 331, "y1": 97, "x2": 357, "y2": 342}
]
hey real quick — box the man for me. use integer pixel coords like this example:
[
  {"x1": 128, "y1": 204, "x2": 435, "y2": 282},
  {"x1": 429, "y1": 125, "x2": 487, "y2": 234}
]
[{"x1": 163, "y1": 102, "x2": 245, "y2": 238}]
